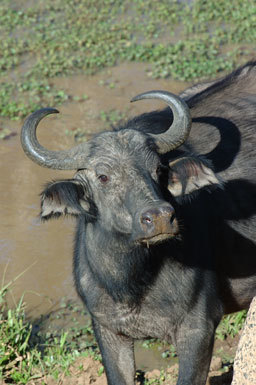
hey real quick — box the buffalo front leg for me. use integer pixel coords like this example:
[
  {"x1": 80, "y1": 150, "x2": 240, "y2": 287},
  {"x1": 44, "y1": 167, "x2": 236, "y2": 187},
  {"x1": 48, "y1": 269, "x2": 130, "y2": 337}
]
[
  {"x1": 92, "y1": 319, "x2": 135, "y2": 385},
  {"x1": 175, "y1": 318, "x2": 217, "y2": 385}
]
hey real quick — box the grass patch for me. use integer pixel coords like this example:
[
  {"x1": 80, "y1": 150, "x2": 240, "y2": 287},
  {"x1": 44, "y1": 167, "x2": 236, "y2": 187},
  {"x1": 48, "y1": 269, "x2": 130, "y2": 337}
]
[
  {"x1": 99, "y1": 109, "x2": 127, "y2": 127},
  {"x1": 215, "y1": 310, "x2": 247, "y2": 341},
  {"x1": 0, "y1": 0, "x2": 255, "y2": 120},
  {"x1": 0, "y1": 297, "x2": 43, "y2": 384},
  {"x1": 0, "y1": 275, "x2": 100, "y2": 384}
]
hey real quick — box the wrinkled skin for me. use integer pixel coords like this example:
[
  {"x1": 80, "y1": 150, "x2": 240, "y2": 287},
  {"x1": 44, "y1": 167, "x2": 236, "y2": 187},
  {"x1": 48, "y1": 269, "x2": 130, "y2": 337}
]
[{"x1": 25, "y1": 62, "x2": 256, "y2": 385}]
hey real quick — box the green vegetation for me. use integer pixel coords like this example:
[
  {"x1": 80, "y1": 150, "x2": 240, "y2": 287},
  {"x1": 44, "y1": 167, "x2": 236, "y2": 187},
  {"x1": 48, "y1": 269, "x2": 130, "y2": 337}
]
[
  {"x1": 215, "y1": 310, "x2": 247, "y2": 341},
  {"x1": 0, "y1": 281, "x2": 101, "y2": 384},
  {"x1": 0, "y1": 0, "x2": 255, "y2": 119},
  {"x1": 99, "y1": 109, "x2": 127, "y2": 126},
  {"x1": 144, "y1": 370, "x2": 167, "y2": 385}
]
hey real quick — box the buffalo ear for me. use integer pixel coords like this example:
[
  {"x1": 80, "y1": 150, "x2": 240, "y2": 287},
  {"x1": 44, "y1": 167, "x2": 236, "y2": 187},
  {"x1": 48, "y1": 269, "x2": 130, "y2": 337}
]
[
  {"x1": 168, "y1": 157, "x2": 221, "y2": 197},
  {"x1": 40, "y1": 179, "x2": 90, "y2": 220}
]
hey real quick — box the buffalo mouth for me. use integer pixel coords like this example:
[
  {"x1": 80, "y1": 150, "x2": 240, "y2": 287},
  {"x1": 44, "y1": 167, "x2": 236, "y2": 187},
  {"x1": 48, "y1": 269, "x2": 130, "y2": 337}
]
[{"x1": 139, "y1": 231, "x2": 177, "y2": 246}]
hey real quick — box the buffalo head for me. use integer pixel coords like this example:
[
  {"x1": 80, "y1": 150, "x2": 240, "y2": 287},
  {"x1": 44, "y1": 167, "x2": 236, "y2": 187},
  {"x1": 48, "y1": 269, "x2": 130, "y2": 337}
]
[{"x1": 21, "y1": 91, "x2": 218, "y2": 245}]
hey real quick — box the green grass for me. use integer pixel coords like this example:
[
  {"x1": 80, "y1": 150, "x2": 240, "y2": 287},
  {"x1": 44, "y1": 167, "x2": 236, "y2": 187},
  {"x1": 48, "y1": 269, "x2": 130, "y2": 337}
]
[
  {"x1": 0, "y1": 277, "x2": 101, "y2": 384},
  {"x1": 0, "y1": 0, "x2": 255, "y2": 120},
  {"x1": 215, "y1": 310, "x2": 247, "y2": 341}
]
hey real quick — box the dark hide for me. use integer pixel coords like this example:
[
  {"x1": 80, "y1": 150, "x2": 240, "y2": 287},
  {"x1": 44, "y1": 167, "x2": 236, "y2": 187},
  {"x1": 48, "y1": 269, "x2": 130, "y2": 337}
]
[{"x1": 40, "y1": 62, "x2": 256, "y2": 385}]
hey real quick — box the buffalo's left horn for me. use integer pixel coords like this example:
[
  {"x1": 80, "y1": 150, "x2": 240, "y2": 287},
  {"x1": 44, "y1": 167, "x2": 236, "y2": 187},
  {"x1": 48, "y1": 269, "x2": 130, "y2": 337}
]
[
  {"x1": 21, "y1": 108, "x2": 90, "y2": 169},
  {"x1": 131, "y1": 90, "x2": 191, "y2": 153}
]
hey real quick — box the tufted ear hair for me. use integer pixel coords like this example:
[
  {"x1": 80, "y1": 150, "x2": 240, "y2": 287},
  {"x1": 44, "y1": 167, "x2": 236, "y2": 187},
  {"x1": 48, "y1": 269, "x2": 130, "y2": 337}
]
[
  {"x1": 40, "y1": 179, "x2": 94, "y2": 220},
  {"x1": 168, "y1": 156, "x2": 221, "y2": 197}
]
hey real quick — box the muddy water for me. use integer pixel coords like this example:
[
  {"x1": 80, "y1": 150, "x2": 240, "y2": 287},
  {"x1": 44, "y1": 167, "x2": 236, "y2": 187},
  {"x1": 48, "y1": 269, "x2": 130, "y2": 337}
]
[
  {"x1": 0, "y1": 116, "x2": 75, "y2": 317},
  {"x1": 0, "y1": 62, "x2": 188, "y2": 368}
]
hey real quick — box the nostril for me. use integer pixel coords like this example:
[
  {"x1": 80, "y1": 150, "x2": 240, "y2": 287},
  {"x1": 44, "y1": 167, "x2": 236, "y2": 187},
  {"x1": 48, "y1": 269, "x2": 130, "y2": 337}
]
[{"x1": 141, "y1": 215, "x2": 153, "y2": 225}]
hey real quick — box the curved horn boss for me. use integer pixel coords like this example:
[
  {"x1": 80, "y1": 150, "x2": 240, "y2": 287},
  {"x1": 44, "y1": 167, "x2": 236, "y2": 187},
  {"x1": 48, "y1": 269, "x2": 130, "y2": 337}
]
[
  {"x1": 131, "y1": 90, "x2": 191, "y2": 153},
  {"x1": 21, "y1": 108, "x2": 91, "y2": 170}
]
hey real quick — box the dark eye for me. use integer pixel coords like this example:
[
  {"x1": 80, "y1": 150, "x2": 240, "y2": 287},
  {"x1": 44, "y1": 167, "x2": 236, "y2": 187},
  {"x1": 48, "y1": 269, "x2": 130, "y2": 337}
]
[
  {"x1": 156, "y1": 165, "x2": 168, "y2": 183},
  {"x1": 156, "y1": 165, "x2": 162, "y2": 177},
  {"x1": 98, "y1": 174, "x2": 109, "y2": 183}
]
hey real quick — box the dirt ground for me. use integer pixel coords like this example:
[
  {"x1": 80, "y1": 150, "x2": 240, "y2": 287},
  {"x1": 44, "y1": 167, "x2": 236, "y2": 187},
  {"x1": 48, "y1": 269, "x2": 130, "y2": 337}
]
[
  {"x1": 22, "y1": 351, "x2": 234, "y2": 385},
  {"x1": 0, "y1": 335, "x2": 237, "y2": 385}
]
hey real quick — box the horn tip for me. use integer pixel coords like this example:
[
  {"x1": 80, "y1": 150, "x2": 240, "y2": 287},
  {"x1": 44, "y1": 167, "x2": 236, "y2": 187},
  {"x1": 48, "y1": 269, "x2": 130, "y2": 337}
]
[
  {"x1": 130, "y1": 93, "x2": 145, "y2": 103},
  {"x1": 130, "y1": 90, "x2": 166, "y2": 103},
  {"x1": 43, "y1": 107, "x2": 59, "y2": 114},
  {"x1": 130, "y1": 96, "x2": 137, "y2": 103},
  {"x1": 28, "y1": 107, "x2": 60, "y2": 118}
]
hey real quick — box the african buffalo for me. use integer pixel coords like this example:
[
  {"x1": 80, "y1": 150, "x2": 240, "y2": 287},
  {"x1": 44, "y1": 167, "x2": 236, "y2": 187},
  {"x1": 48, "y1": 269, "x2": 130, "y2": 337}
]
[{"x1": 21, "y1": 61, "x2": 256, "y2": 385}]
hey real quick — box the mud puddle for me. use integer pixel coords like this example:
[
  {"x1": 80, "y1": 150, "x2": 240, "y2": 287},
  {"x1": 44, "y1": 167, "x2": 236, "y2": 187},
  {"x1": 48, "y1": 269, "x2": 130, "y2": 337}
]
[{"x1": 0, "y1": 62, "x2": 189, "y2": 370}]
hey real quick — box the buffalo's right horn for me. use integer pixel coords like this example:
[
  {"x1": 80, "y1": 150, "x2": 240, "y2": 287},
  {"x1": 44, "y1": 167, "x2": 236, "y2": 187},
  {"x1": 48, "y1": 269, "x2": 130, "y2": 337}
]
[
  {"x1": 131, "y1": 90, "x2": 191, "y2": 153},
  {"x1": 21, "y1": 108, "x2": 90, "y2": 170}
]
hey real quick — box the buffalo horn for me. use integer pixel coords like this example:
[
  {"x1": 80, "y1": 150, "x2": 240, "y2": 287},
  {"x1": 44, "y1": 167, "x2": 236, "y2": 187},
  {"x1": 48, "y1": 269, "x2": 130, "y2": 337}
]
[
  {"x1": 131, "y1": 90, "x2": 191, "y2": 153},
  {"x1": 21, "y1": 108, "x2": 90, "y2": 169}
]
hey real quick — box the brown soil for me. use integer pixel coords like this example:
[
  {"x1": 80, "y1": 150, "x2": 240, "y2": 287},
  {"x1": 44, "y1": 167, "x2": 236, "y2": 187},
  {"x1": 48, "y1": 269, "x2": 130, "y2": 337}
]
[
  {"x1": 0, "y1": 335, "x2": 237, "y2": 385},
  {"x1": 21, "y1": 351, "x2": 234, "y2": 385}
]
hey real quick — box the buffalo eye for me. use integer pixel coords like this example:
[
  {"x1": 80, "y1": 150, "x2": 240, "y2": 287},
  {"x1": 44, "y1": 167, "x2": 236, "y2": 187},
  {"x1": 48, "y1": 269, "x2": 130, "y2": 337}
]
[
  {"x1": 156, "y1": 165, "x2": 162, "y2": 177},
  {"x1": 156, "y1": 165, "x2": 167, "y2": 178},
  {"x1": 156, "y1": 165, "x2": 168, "y2": 186},
  {"x1": 98, "y1": 174, "x2": 109, "y2": 183}
]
